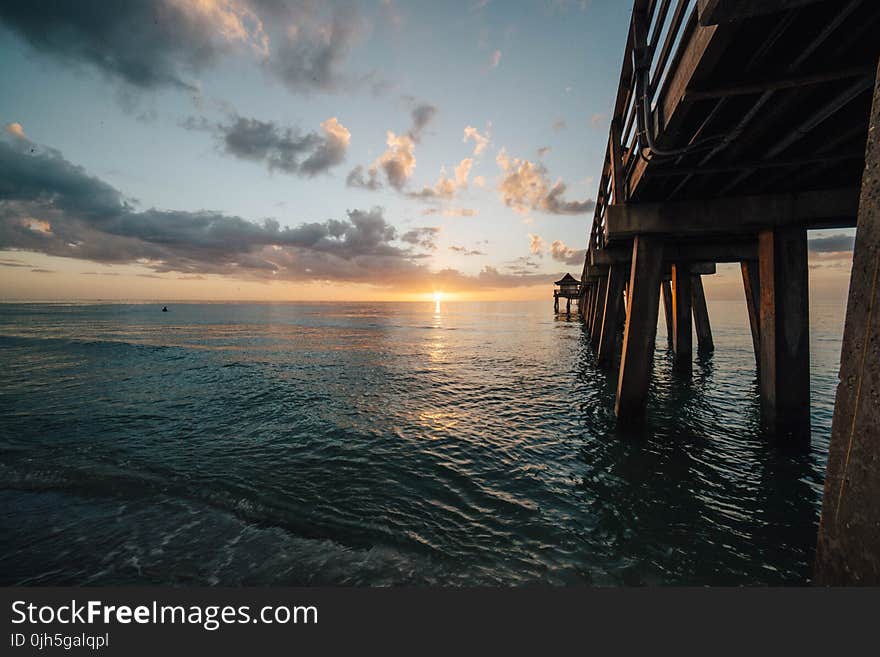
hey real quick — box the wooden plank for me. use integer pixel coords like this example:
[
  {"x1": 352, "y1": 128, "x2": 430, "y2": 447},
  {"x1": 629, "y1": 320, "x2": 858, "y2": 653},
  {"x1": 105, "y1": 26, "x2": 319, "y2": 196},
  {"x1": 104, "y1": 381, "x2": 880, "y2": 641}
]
[
  {"x1": 605, "y1": 188, "x2": 860, "y2": 240},
  {"x1": 615, "y1": 236, "x2": 664, "y2": 419},
  {"x1": 691, "y1": 274, "x2": 714, "y2": 353},
  {"x1": 671, "y1": 264, "x2": 693, "y2": 374},
  {"x1": 758, "y1": 227, "x2": 811, "y2": 439},
  {"x1": 816, "y1": 60, "x2": 880, "y2": 584},
  {"x1": 741, "y1": 261, "x2": 761, "y2": 370},
  {"x1": 699, "y1": 0, "x2": 828, "y2": 26}
]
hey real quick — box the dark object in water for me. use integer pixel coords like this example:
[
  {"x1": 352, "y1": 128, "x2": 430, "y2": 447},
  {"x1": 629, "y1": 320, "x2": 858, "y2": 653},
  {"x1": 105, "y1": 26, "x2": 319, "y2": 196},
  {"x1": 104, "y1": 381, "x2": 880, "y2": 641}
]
[{"x1": 162, "y1": 306, "x2": 168, "y2": 312}]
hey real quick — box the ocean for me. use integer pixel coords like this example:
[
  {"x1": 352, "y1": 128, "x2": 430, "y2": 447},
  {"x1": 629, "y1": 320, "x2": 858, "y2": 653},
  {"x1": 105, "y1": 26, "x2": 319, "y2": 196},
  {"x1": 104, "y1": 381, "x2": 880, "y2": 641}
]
[{"x1": 0, "y1": 299, "x2": 846, "y2": 585}]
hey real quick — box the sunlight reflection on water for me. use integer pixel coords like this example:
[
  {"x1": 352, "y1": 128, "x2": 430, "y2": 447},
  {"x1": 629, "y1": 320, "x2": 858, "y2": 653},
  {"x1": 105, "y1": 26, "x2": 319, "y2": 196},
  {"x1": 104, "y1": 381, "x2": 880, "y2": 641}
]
[{"x1": 0, "y1": 298, "x2": 845, "y2": 585}]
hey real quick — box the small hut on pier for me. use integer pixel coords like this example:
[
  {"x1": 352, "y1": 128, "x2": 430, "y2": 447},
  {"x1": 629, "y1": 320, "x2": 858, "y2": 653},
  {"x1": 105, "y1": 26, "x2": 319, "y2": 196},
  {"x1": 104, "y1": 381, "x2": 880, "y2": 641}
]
[{"x1": 553, "y1": 273, "x2": 581, "y2": 315}]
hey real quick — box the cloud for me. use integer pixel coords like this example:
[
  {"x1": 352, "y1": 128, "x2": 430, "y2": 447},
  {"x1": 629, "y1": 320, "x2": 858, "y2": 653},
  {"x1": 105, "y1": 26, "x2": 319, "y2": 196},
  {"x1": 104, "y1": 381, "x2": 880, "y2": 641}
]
[
  {"x1": 463, "y1": 126, "x2": 490, "y2": 156},
  {"x1": 0, "y1": 0, "x2": 268, "y2": 92},
  {"x1": 189, "y1": 114, "x2": 350, "y2": 176},
  {"x1": 407, "y1": 173, "x2": 457, "y2": 201},
  {"x1": 537, "y1": 146, "x2": 551, "y2": 158},
  {"x1": 408, "y1": 103, "x2": 438, "y2": 142},
  {"x1": 347, "y1": 102, "x2": 436, "y2": 192},
  {"x1": 472, "y1": 175, "x2": 486, "y2": 188},
  {"x1": 4, "y1": 123, "x2": 27, "y2": 140},
  {"x1": 506, "y1": 256, "x2": 541, "y2": 275},
  {"x1": 346, "y1": 164, "x2": 382, "y2": 190},
  {"x1": 488, "y1": 49, "x2": 502, "y2": 69},
  {"x1": 552, "y1": 119, "x2": 566, "y2": 132},
  {"x1": 528, "y1": 233, "x2": 545, "y2": 256},
  {"x1": 400, "y1": 226, "x2": 440, "y2": 250},
  {"x1": 0, "y1": 1, "x2": 381, "y2": 99},
  {"x1": 449, "y1": 245, "x2": 485, "y2": 256},
  {"x1": 550, "y1": 239, "x2": 586, "y2": 265},
  {"x1": 422, "y1": 207, "x2": 478, "y2": 217},
  {"x1": 0, "y1": 134, "x2": 549, "y2": 292},
  {"x1": 454, "y1": 158, "x2": 473, "y2": 187},
  {"x1": 251, "y1": 3, "x2": 367, "y2": 94},
  {"x1": 376, "y1": 131, "x2": 417, "y2": 190},
  {"x1": 808, "y1": 234, "x2": 855, "y2": 253},
  {"x1": 496, "y1": 149, "x2": 595, "y2": 215},
  {"x1": 446, "y1": 207, "x2": 477, "y2": 217}
]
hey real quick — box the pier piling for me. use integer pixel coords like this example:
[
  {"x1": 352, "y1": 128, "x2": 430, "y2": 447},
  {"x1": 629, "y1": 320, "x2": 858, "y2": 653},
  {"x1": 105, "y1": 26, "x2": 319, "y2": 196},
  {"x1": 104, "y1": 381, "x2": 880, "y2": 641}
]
[
  {"x1": 671, "y1": 264, "x2": 694, "y2": 375},
  {"x1": 615, "y1": 236, "x2": 664, "y2": 419},
  {"x1": 816, "y1": 60, "x2": 880, "y2": 584},
  {"x1": 758, "y1": 227, "x2": 811, "y2": 439}
]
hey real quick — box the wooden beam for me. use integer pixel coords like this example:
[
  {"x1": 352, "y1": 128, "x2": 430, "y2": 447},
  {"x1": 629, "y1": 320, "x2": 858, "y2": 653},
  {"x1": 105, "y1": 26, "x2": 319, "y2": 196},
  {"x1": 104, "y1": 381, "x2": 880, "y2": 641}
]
[
  {"x1": 741, "y1": 261, "x2": 761, "y2": 370},
  {"x1": 698, "y1": 0, "x2": 826, "y2": 26},
  {"x1": 592, "y1": 240, "x2": 757, "y2": 265},
  {"x1": 598, "y1": 264, "x2": 628, "y2": 368},
  {"x1": 692, "y1": 275, "x2": 714, "y2": 353},
  {"x1": 683, "y1": 67, "x2": 876, "y2": 101},
  {"x1": 645, "y1": 152, "x2": 865, "y2": 178},
  {"x1": 615, "y1": 236, "x2": 664, "y2": 420},
  {"x1": 758, "y1": 227, "x2": 811, "y2": 439},
  {"x1": 605, "y1": 188, "x2": 859, "y2": 241},
  {"x1": 671, "y1": 264, "x2": 693, "y2": 374},
  {"x1": 816, "y1": 59, "x2": 880, "y2": 584}
]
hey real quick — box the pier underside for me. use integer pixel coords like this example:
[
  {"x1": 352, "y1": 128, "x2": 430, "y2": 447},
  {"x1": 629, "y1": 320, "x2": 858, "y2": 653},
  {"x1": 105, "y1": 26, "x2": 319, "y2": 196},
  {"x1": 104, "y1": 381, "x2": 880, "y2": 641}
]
[{"x1": 579, "y1": 0, "x2": 879, "y2": 583}]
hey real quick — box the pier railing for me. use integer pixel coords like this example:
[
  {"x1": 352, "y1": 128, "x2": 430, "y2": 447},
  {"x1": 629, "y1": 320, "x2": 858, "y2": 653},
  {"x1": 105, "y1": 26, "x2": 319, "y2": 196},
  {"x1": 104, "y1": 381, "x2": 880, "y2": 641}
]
[{"x1": 587, "y1": 0, "x2": 698, "y2": 268}]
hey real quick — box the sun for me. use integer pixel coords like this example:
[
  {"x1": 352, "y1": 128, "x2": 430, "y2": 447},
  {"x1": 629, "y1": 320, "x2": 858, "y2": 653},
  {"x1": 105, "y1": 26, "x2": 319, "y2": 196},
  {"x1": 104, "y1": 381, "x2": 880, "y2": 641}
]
[{"x1": 432, "y1": 291, "x2": 444, "y2": 303}]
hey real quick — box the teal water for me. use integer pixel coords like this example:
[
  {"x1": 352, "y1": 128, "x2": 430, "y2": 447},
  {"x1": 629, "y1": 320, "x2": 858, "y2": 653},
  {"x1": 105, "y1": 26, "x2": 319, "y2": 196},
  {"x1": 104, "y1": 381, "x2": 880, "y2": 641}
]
[{"x1": 0, "y1": 299, "x2": 844, "y2": 585}]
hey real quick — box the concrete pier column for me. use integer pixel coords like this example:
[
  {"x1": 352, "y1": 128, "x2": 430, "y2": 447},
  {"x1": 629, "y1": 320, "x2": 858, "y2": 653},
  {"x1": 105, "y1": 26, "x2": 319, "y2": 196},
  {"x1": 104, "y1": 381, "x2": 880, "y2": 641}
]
[
  {"x1": 591, "y1": 273, "x2": 609, "y2": 348},
  {"x1": 741, "y1": 261, "x2": 761, "y2": 370},
  {"x1": 758, "y1": 227, "x2": 810, "y2": 439},
  {"x1": 816, "y1": 61, "x2": 880, "y2": 585},
  {"x1": 615, "y1": 236, "x2": 664, "y2": 420},
  {"x1": 661, "y1": 280, "x2": 674, "y2": 346},
  {"x1": 671, "y1": 264, "x2": 693, "y2": 375},
  {"x1": 692, "y1": 275, "x2": 714, "y2": 354},
  {"x1": 598, "y1": 263, "x2": 628, "y2": 368}
]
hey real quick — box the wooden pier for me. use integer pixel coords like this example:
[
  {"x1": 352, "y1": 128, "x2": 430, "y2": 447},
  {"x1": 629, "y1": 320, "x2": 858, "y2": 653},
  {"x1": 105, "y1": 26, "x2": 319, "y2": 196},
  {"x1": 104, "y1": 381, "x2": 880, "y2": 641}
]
[{"x1": 579, "y1": 0, "x2": 879, "y2": 582}]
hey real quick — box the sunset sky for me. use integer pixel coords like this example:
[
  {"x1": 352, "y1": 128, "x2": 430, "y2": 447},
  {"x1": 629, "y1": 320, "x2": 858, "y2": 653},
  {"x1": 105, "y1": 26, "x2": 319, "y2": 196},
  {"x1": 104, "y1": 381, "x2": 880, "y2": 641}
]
[{"x1": 0, "y1": 0, "x2": 856, "y2": 302}]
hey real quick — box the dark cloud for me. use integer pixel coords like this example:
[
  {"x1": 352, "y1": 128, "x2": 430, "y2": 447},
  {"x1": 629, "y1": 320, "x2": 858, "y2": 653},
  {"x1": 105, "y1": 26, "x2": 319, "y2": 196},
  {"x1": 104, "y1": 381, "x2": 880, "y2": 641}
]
[
  {"x1": 186, "y1": 115, "x2": 351, "y2": 177},
  {"x1": 0, "y1": 1, "x2": 373, "y2": 98},
  {"x1": 264, "y1": 4, "x2": 363, "y2": 93},
  {"x1": 346, "y1": 165, "x2": 383, "y2": 190},
  {"x1": 408, "y1": 103, "x2": 438, "y2": 142},
  {"x1": 0, "y1": 135, "x2": 548, "y2": 292},
  {"x1": 0, "y1": 0, "x2": 262, "y2": 91},
  {"x1": 505, "y1": 256, "x2": 541, "y2": 275},
  {"x1": 808, "y1": 234, "x2": 855, "y2": 253},
  {"x1": 449, "y1": 246, "x2": 485, "y2": 256},
  {"x1": 401, "y1": 227, "x2": 440, "y2": 251}
]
